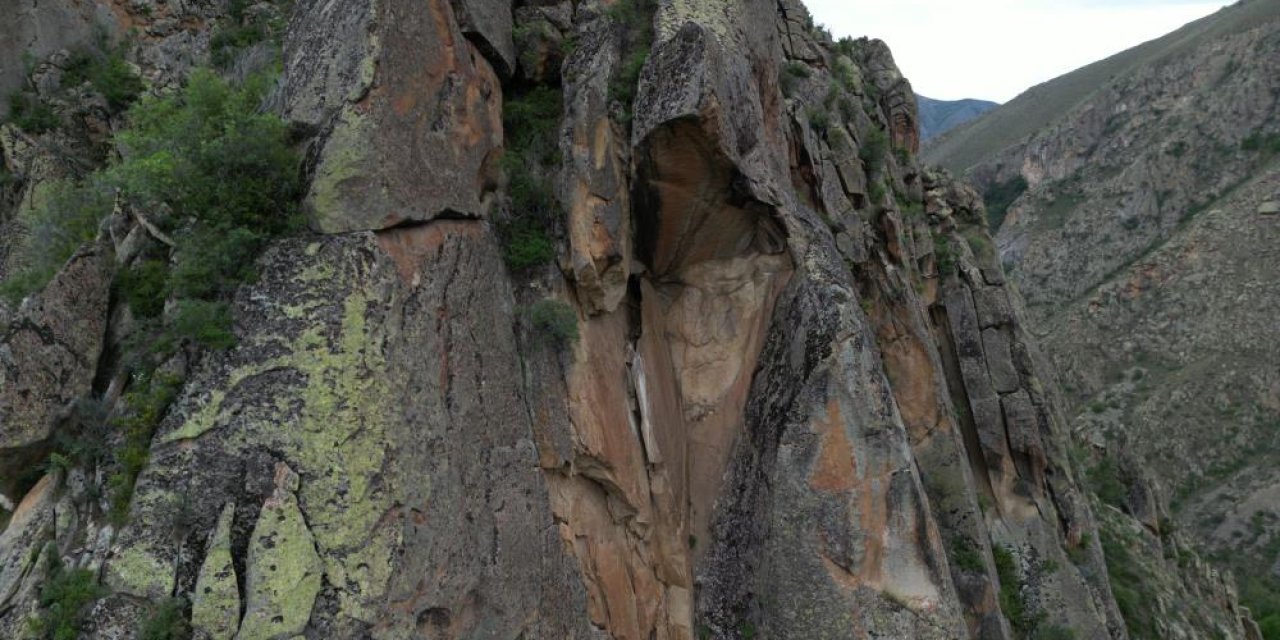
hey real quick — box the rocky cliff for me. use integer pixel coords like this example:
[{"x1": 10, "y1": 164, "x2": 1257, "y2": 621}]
[
  {"x1": 0, "y1": 0, "x2": 1258, "y2": 638},
  {"x1": 923, "y1": 0, "x2": 1280, "y2": 637}
]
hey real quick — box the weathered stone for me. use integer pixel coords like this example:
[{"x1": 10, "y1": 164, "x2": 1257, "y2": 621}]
[
  {"x1": 191, "y1": 503, "x2": 240, "y2": 640},
  {"x1": 238, "y1": 464, "x2": 322, "y2": 640},
  {"x1": 0, "y1": 474, "x2": 56, "y2": 638},
  {"x1": 451, "y1": 0, "x2": 516, "y2": 78},
  {"x1": 286, "y1": 0, "x2": 503, "y2": 233},
  {"x1": 1257, "y1": 201, "x2": 1279, "y2": 215},
  {"x1": 0, "y1": 244, "x2": 111, "y2": 497},
  {"x1": 0, "y1": 0, "x2": 115, "y2": 119},
  {"x1": 982, "y1": 328, "x2": 1021, "y2": 394},
  {"x1": 973, "y1": 286, "x2": 1014, "y2": 329}
]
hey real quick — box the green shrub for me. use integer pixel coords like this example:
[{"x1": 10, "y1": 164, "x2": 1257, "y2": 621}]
[
  {"x1": 950, "y1": 538, "x2": 984, "y2": 573},
  {"x1": 501, "y1": 221, "x2": 556, "y2": 271},
  {"x1": 62, "y1": 45, "x2": 143, "y2": 111},
  {"x1": 859, "y1": 127, "x2": 889, "y2": 170},
  {"x1": 529, "y1": 299, "x2": 578, "y2": 344},
  {"x1": 167, "y1": 226, "x2": 264, "y2": 300},
  {"x1": 1241, "y1": 578, "x2": 1280, "y2": 640},
  {"x1": 1100, "y1": 528, "x2": 1158, "y2": 638},
  {"x1": 112, "y1": 69, "x2": 300, "y2": 232},
  {"x1": 606, "y1": 0, "x2": 656, "y2": 121},
  {"x1": 780, "y1": 61, "x2": 811, "y2": 98},
  {"x1": 108, "y1": 371, "x2": 181, "y2": 523},
  {"x1": 32, "y1": 549, "x2": 106, "y2": 640},
  {"x1": 1088, "y1": 458, "x2": 1128, "y2": 510},
  {"x1": 7, "y1": 92, "x2": 60, "y2": 133},
  {"x1": 1241, "y1": 131, "x2": 1280, "y2": 155},
  {"x1": 0, "y1": 178, "x2": 114, "y2": 303},
  {"x1": 807, "y1": 106, "x2": 831, "y2": 135},
  {"x1": 499, "y1": 86, "x2": 562, "y2": 271},
  {"x1": 117, "y1": 259, "x2": 169, "y2": 318},
  {"x1": 107, "y1": 68, "x2": 299, "y2": 351},
  {"x1": 168, "y1": 300, "x2": 236, "y2": 350},
  {"x1": 982, "y1": 175, "x2": 1028, "y2": 232},
  {"x1": 138, "y1": 597, "x2": 192, "y2": 640},
  {"x1": 866, "y1": 180, "x2": 886, "y2": 208},
  {"x1": 211, "y1": 23, "x2": 269, "y2": 69},
  {"x1": 1034, "y1": 625, "x2": 1077, "y2": 640},
  {"x1": 934, "y1": 234, "x2": 955, "y2": 275},
  {"x1": 993, "y1": 545, "x2": 1044, "y2": 635}
]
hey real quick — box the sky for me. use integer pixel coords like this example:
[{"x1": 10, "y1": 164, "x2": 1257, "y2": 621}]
[{"x1": 805, "y1": 0, "x2": 1234, "y2": 103}]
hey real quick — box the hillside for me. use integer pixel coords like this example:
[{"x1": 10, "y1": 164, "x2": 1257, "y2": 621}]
[
  {"x1": 924, "y1": 0, "x2": 1280, "y2": 174},
  {"x1": 918, "y1": 95, "x2": 997, "y2": 140},
  {"x1": 920, "y1": 0, "x2": 1280, "y2": 635},
  {"x1": 0, "y1": 0, "x2": 1260, "y2": 638}
]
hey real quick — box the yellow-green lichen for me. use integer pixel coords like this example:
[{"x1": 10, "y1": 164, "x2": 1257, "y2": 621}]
[
  {"x1": 104, "y1": 542, "x2": 174, "y2": 599},
  {"x1": 238, "y1": 486, "x2": 323, "y2": 640},
  {"x1": 191, "y1": 504, "x2": 240, "y2": 640},
  {"x1": 662, "y1": 0, "x2": 735, "y2": 41},
  {"x1": 160, "y1": 390, "x2": 226, "y2": 444},
  {"x1": 306, "y1": 110, "x2": 388, "y2": 233}
]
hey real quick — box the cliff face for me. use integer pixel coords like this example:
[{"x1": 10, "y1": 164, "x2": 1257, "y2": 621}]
[
  {"x1": 0, "y1": 0, "x2": 1258, "y2": 638},
  {"x1": 921, "y1": 1, "x2": 1280, "y2": 630}
]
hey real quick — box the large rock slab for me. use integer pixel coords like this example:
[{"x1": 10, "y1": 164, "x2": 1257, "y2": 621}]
[
  {"x1": 285, "y1": 0, "x2": 503, "y2": 233},
  {"x1": 104, "y1": 226, "x2": 594, "y2": 636},
  {"x1": 0, "y1": 244, "x2": 111, "y2": 499}
]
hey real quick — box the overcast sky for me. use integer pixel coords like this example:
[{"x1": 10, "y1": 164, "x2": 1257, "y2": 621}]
[{"x1": 805, "y1": 0, "x2": 1234, "y2": 103}]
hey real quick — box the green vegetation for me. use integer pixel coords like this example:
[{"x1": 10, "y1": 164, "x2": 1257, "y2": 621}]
[
  {"x1": 3, "y1": 30, "x2": 141, "y2": 135},
  {"x1": 62, "y1": 43, "x2": 144, "y2": 111},
  {"x1": 5, "y1": 68, "x2": 301, "y2": 521},
  {"x1": 859, "y1": 127, "x2": 889, "y2": 169},
  {"x1": 1241, "y1": 577, "x2": 1280, "y2": 639},
  {"x1": 1100, "y1": 527, "x2": 1159, "y2": 638},
  {"x1": 934, "y1": 233, "x2": 955, "y2": 275},
  {"x1": 1241, "y1": 131, "x2": 1280, "y2": 155},
  {"x1": 210, "y1": 0, "x2": 284, "y2": 69},
  {"x1": 499, "y1": 86, "x2": 562, "y2": 270},
  {"x1": 7, "y1": 92, "x2": 60, "y2": 133},
  {"x1": 528, "y1": 298, "x2": 579, "y2": 344},
  {"x1": 138, "y1": 597, "x2": 192, "y2": 640},
  {"x1": 0, "y1": 178, "x2": 114, "y2": 303},
  {"x1": 950, "y1": 537, "x2": 985, "y2": 573},
  {"x1": 806, "y1": 106, "x2": 830, "y2": 136},
  {"x1": 983, "y1": 175, "x2": 1029, "y2": 232},
  {"x1": 606, "y1": 0, "x2": 657, "y2": 122},
  {"x1": 781, "y1": 62, "x2": 811, "y2": 98},
  {"x1": 31, "y1": 548, "x2": 106, "y2": 640},
  {"x1": 964, "y1": 228, "x2": 995, "y2": 265},
  {"x1": 1087, "y1": 457, "x2": 1128, "y2": 511},
  {"x1": 108, "y1": 371, "x2": 182, "y2": 523},
  {"x1": 111, "y1": 68, "x2": 299, "y2": 346},
  {"x1": 993, "y1": 545, "x2": 1036, "y2": 636}
]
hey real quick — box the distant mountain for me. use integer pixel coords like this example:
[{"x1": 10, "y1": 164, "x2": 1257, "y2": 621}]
[
  {"x1": 922, "y1": 0, "x2": 1280, "y2": 632},
  {"x1": 916, "y1": 95, "x2": 997, "y2": 141}
]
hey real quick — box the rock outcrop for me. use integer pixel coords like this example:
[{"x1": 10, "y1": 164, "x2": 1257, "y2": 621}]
[{"x1": 0, "y1": 0, "x2": 1258, "y2": 638}]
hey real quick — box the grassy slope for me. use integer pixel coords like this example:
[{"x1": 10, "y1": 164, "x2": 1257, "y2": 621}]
[{"x1": 923, "y1": 0, "x2": 1280, "y2": 173}]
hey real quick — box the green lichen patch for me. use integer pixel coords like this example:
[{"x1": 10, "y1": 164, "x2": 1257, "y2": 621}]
[
  {"x1": 191, "y1": 504, "x2": 240, "y2": 640},
  {"x1": 238, "y1": 478, "x2": 323, "y2": 640}
]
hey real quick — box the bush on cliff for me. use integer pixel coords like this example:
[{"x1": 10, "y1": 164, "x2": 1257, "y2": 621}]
[{"x1": 499, "y1": 85, "x2": 561, "y2": 270}]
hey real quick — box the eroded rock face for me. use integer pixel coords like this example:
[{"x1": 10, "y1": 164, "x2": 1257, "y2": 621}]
[
  {"x1": 0, "y1": 244, "x2": 111, "y2": 500},
  {"x1": 285, "y1": 0, "x2": 504, "y2": 234},
  {"x1": 102, "y1": 225, "x2": 595, "y2": 636},
  {"x1": 0, "y1": 0, "x2": 114, "y2": 119}
]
